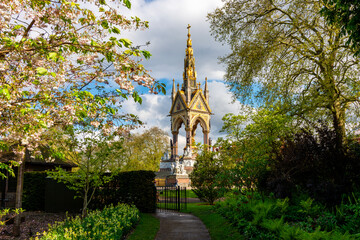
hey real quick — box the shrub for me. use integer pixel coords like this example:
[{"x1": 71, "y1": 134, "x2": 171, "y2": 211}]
[
  {"x1": 260, "y1": 124, "x2": 360, "y2": 206},
  {"x1": 37, "y1": 204, "x2": 139, "y2": 240},
  {"x1": 215, "y1": 192, "x2": 360, "y2": 239},
  {"x1": 316, "y1": 212, "x2": 337, "y2": 231},
  {"x1": 335, "y1": 196, "x2": 360, "y2": 234},
  {"x1": 190, "y1": 148, "x2": 224, "y2": 205},
  {"x1": 23, "y1": 172, "x2": 47, "y2": 211},
  {"x1": 90, "y1": 170, "x2": 156, "y2": 213}
]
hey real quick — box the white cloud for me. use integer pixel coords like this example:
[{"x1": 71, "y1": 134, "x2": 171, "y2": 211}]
[{"x1": 121, "y1": 0, "x2": 229, "y2": 82}]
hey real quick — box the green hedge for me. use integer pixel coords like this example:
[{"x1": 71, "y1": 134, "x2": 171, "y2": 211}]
[
  {"x1": 23, "y1": 172, "x2": 47, "y2": 211},
  {"x1": 38, "y1": 204, "x2": 139, "y2": 239},
  {"x1": 22, "y1": 172, "x2": 81, "y2": 212},
  {"x1": 21, "y1": 170, "x2": 156, "y2": 213},
  {"x1": 90, "y1": 171, "x2": 156, "y2": 213}
]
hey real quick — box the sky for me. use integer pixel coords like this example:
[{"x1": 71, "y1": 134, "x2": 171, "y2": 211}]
[{"x1": 120, "y1": 0, "x2": 244, "y2": 150}]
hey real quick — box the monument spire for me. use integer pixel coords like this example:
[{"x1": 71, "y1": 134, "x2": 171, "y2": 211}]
[
  {"x1": 204, "y1": 77, "x2": 209, "y2": 100},
  {"x1": 160, "y1": 24, "x2": 212, "y2": 187},
  {"x1": 171, "y1": 78, "x2": 176, "y2": 102},
  {"x1": 183, "y1": 24, "x2": 197, "y2": 101}
]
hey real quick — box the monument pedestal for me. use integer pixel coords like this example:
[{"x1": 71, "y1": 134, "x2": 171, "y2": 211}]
[{"x1": 166, "y1": 174, "x2": 190, "y2": 188}]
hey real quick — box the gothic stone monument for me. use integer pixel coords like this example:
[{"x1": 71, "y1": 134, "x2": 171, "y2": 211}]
[{"x1": 157, "y1": 25, "x2": 212, "y2": 187}]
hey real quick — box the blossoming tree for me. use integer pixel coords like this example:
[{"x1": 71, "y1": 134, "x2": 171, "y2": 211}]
[{"x1": 0, "y1": 0, "x2": 164, "y2": 235}]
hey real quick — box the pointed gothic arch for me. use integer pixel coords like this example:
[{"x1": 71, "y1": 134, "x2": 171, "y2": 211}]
[{"x1": 191, "y1": 116, "x2": 210, "y2": 147}]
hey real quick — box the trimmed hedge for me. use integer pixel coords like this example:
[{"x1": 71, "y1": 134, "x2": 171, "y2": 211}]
[
  {"x1": 37, "y1": 204, "x2": 139, "y2": 239},
  {"x1": 21, "y1": 172, "x2": 81, "y2": 212},
  {"x1": 20, "y1": 170, "x2": 156, "y2": 213},
  {"x1": 90, "y1": 171, "x2": 156, "y2": 213},
  {"x1": 23, "y1": 172, "x2": 47, "y2": 211}
]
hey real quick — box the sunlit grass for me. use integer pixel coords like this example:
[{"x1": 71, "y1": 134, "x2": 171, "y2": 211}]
[{"x1": 126, "y1": 213, "x2": 160, "y2": 240}]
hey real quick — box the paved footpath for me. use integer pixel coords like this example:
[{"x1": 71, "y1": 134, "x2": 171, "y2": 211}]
[{"x1": 154, "y1": 211, "x2": 211, "y2": 240}]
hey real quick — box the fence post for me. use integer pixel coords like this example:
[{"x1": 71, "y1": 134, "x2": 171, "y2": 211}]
[
  {"x1": 165, "y1": 187, "x2": 167, "y2": 211},
  {"x1": 176, "y1": 186, "x2": 179, "y2": 211},
  {"x1": 184, "y1": 187, "x2": 187, "y2": 210}
]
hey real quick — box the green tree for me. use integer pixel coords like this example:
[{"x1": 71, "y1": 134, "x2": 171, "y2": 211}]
[
  {"x1": 113, "y1": 127, "x2": 170, "y2": 171},
  {"x1": 218, "y1": 107, "x2": 293, "y2": 194},
  {"x1": 48, "y1": 125, "x2": 120, "y2": 217},
  {"x1": 322, "y1": 0, "x2": 360, "y2": 55},
  {"x1": 190, "y1": 146, "x2": 224, "y2": 205},
  {"x1": 208, "y1": 0, "x2": 360, "y2": 150}
]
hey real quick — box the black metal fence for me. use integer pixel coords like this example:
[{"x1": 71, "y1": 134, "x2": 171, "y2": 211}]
[{"x1": 156, "y1": 186, "x2": 187, "y2": 211}]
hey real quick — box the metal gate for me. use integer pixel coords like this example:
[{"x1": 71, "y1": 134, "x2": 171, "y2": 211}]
[{"x1": 156, "y1": 186, "x2": 187, "y2": 211}]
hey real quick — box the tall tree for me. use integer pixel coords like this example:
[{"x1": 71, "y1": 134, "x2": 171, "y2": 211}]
[
  {"x1": 218, "y1": 107, "x2": 294, "y2": 194},
  {"x1": 48, "y1": 125, "x2": 120, "y2": 217},
  {"x1": 113, "y1": 127, "x2": 170, "y2": 171},
  {"x1": 208, "y1": 0, "x2": 360, "y2": 149}
]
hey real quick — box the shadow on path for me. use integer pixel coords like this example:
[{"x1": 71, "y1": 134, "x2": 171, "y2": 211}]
[{"x1": 154, "y1": 210, "x2": 210, "y2": 240}]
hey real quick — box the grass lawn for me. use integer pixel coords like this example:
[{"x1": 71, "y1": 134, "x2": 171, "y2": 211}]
[
  {"x1": 181, "y1": 202, "x2": 244, "y2": 240},
  {"x1": 186, "y1": 189, "x2": 199, "y2": 198},
  {"x1": 158, "y1": 189, "x2": 198, "y2": 198},
  {"x1": 126, "y1": 213, "x2": 160, "y2": 240}
]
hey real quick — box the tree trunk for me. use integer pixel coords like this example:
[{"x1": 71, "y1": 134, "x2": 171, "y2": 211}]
[
  {"x1": 332, "y1": 101, "x2": 346, "y2": 152},
  {"x1": 82, "y1": 192, "x2": 88, "y2": 218},
  {"x1": 13, "y1": 151, "x2": 25, "y2": 237}
]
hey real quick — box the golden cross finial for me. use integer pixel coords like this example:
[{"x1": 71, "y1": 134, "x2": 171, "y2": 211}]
[{"x1": 187, "y1": 24, "x2": 191, "y2": 38}]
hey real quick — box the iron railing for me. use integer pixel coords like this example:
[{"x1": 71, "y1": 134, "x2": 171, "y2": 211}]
[{"x1": 156, "y1": 186, "x2": 187, "y2": 211}]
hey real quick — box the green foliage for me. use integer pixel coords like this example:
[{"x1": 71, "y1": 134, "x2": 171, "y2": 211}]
[
  {"x1": 91, "y1": 171, "x2": 156, "y2": 213},
  {"x1": 261, "y1": 124, "x2": 360, "y2": 205},
  {"x1": 190, "y1": 146, "x2": 224, "y2": 205},
  {"x1": 335, "y1": 196, "x2": 360, "y2": 234},
  {"x1": 23, "y1": 172, "x2": 47, "y2": 211},
  {"x1": 298, "y1": 198, "x2": 322, "y2": 218},
  {"x1": 322, "y1": 1, "x2": 360, "y2": 55},
  {"x1": 218, "y1": 107, "x2": 293, "y2": 194},
  {"x1": 0, "y1": 161, "x2": 17, "y2": 180},
  {"x1": 37, "y1": 204, "x2": 139, "y2": 240},
  {"x1": 48, "y1": 125, "x2": 119, "y2": 217},
  {"x1": 316, "y1": 212, "x2": 338, "y2": 232},
  {"x1": 208, "y1": 0, "x2": 360, "y2": 148},
  {"x1": 215, "y1": 192, "x2": 360, "y2": 239},
  {"x1": 0, "y1": 208, "x2": 23, "y2": 227},
  {"x1": 111, "y1": 127, "x2": 170, "y2": 171}
]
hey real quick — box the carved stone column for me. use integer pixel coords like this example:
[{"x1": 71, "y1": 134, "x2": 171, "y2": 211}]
[
  {"x1": 172, "y1": 131, "x2": 179, "y2": 156},
  {"x1": 203, "y1": 130, "x2": 209, "y2": 146}
]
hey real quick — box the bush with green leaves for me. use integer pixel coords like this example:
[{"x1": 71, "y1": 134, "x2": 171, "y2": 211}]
[
  {"x1": 189, "y1": 147, "x2": 224, "y2": 205},
  {"x1": 90, "y1": 170, "x2": 156, "y2": 213},
  {"x1": 37, "y1": 204, "x2": 139, "y2": 240},
  {"x1": 23, "y1": 172, "x2": 47, "y2": 211},
  {"x1": 260, "y1": 123, "x2": 360, "y2": 206}
]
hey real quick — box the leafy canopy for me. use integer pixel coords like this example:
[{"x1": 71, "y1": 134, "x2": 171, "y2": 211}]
[
  {"x1": 208, "y1": 0, "x2": 360, "y2": 147},
  {"x1": 322, "y1": 0, "x2": 360, "y2": 55}
]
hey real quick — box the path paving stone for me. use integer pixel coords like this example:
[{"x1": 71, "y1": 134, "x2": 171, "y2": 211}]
[{"x1": 154, "y1": 211, "x2": 211, "y2": 240}]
